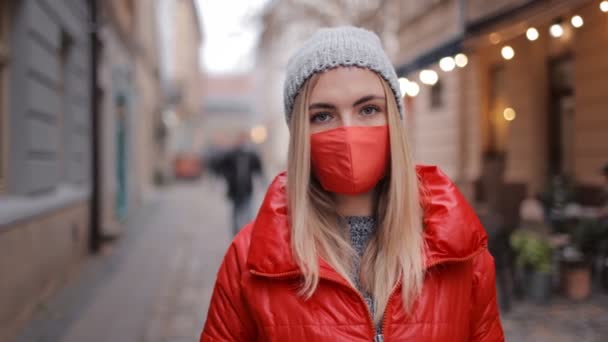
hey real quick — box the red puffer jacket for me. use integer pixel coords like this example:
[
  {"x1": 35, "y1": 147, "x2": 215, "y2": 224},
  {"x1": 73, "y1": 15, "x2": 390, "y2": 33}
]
[{"x1": 201, "y1": 165, "x2": 504, "y2": 341}]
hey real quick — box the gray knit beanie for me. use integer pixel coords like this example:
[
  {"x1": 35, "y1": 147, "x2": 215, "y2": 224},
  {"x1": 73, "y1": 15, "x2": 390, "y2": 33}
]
[{"x1": 283, "y1": 26, "x2": 403, "y2": 124}]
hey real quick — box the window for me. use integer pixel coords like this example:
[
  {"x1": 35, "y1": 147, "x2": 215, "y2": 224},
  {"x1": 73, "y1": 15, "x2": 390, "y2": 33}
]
[
  {"x1": 0, "y1": 2, "x2": 10, "y2": 192},
  {"x1": 487, "y1": 65, "x2": 507, "y2": 154}
]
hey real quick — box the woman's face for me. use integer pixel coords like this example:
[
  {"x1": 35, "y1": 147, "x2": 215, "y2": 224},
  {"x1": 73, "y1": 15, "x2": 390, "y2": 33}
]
[{"x1": 308, "y1": 67, "x2": 388, "y2": 134}]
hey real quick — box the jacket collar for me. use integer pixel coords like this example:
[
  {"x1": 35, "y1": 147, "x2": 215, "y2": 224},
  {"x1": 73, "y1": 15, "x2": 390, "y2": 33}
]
[{"x1": 246, "y1": 165, "x2": 488, "y2": 276}]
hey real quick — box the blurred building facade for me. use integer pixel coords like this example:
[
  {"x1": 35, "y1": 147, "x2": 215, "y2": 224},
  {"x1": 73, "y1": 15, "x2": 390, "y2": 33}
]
[
  {"x1": 0, "y1": 0, "x2": 201, "y2": 340},
  {"x1": 0, "y1": 1, "x2": 94, "y2": 340},
  {"x1": 158, "y1": 0, "x2": 203, "y2": 172},
  {"x1": 97, "y1": 0, "x2": 162, "y2": 237},
  {"x1": 396, "y1": 0, "x2": 608, "y2": 222},
  {"x1": 201, "y1": 74, "x2": 261, "y2": 163}
]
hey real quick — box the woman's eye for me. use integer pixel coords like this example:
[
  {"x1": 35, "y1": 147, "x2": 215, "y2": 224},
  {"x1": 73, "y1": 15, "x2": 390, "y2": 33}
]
[
  {"x1": 311, "y1": 112, "x2": 332, "y2": 123},
  {"x1": 360, "y1": 105, "x2": 380, "y2": 116}
]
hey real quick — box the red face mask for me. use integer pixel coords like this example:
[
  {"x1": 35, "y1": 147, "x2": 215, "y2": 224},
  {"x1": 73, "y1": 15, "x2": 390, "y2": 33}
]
[{"x1": 310, "y1": 125, "x2": 390, "y2": 195}]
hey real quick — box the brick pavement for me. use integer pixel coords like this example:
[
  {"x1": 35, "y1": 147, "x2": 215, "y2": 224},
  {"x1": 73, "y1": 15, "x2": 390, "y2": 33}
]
[
  {"x1": 500, "y1": 295, "x2": 608, "y2": 342},
  {"x1": 17, "y1": 177, "x2": 243, "y2": 342},
  {"x1": 142, "y1": 177, "x2": 238, "y2": 342}
]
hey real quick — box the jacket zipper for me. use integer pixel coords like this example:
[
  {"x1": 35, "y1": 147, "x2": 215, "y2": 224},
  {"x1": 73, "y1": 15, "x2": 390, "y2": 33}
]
[
  {"x1": 380, "y1": 279, "x2": 402, "y2": 338},
  {"x1": 250, "y1": 246, "x2": 487, "y2": 341},
  {"x1": 349, "y1": 283, "x2": 378, "y2": 341}
]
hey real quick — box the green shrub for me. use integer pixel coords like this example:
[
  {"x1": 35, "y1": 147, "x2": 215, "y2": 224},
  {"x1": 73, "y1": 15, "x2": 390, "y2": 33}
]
[{"x1": 510, "y1": 230, "x2": 553, "y2": 274}]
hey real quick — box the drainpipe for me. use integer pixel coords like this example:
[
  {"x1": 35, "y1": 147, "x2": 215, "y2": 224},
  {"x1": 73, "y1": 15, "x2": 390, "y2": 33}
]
[
  {"x1": 457, "y1": 0, "x2": 470, "y2": 194},
  {"x1": 89, "y1": 0, "x2": 102, "y2": 253},
  {"x1": 458, "y1": 0, "x2": 467, "y2": 35}
]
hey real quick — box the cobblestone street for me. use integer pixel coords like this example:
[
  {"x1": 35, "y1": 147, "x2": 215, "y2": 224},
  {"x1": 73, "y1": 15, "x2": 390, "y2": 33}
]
[
  {"x1": 501, "y1": 295, "x2": 608, "y2": 342},
  {"x1": 18, "y1": 177, "x2": 247, "y2": 342},
  {"x1": 17, "y1": 176, "x2": 608, "y2": 341}
]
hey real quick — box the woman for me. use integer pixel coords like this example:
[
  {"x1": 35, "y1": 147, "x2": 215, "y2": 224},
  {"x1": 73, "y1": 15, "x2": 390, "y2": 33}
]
[{"x1": 201, "y1": 26, "x2": 504, "y2": 341}]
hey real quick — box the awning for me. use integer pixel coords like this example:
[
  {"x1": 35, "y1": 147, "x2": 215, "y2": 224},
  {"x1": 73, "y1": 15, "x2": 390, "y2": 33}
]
[
  {"x1": 394, "y1": 0, "x2": 589, "y2": 75},
  {"x1": 395, "y1": 36, "x2": 463, "y2": 77}
]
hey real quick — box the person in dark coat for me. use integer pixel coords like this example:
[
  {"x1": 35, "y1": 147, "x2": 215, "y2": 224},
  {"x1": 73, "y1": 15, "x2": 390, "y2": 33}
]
[{"x1": 211, "y1": 132, "x2": 264, "y2": 235}]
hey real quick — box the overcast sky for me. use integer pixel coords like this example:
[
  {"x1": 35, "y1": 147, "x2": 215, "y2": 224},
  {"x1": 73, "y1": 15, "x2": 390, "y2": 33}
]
[{"x1": 196, "y1": 0, "x2": 270, "y2": 75}]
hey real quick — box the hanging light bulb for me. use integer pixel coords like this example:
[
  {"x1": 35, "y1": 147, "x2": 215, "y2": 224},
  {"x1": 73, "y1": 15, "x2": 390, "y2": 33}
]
[
  {"x1": 439, "y1": 57, "x2": 456, "y2": 72},
  {"x1": 503, "y1": 108, "x2": 516, "y2": 121},
  {"x1": 526, "y1": 27, "x2": 539, "y2": 41},
  {"x1": 571, "y1": 15, "x2": 584, "y2": 28},
  {"x1": 398, "y1": 77, "x2": 409, "y2": 98},
  {"x1": 419, "y1": 69, "x2": 439, "y2": 86},
  {"x1": 501, "y1": 46, "x2": 515, "y2": 60},
  {"x1": 406, "y1": 81, "x2": 420, "y2": 97},
  {"x1": 601, "y1": 1, "x2": 608, "y2": 13},
  {"x1": 455, "y1": 53, "x2": 468, "y2": 68},
  {"x1": 550, "y1": 23, "x2": 564, "y2": 37}
]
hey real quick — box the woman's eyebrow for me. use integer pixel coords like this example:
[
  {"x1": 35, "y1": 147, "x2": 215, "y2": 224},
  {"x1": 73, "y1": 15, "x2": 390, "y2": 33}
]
[
  {"x1": 353, "y1": 95, "x2": 385, "y2": 107},
  {"x1": 309, "y1": 102, "x2": 336, "y2": 110},
  {"x1": 309, "y1": 95, "x2": 385, "y2": 110}
]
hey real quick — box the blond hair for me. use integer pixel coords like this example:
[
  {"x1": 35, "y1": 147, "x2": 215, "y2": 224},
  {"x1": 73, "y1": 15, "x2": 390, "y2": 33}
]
[{"x1": 286, "y1": 73, "x2": 425, "y2": 325}]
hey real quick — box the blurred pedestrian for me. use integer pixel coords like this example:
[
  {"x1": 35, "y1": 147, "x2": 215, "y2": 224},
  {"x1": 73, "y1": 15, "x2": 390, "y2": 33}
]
[
  {"x1": 210, "y1": 132, "x2": 264, "y2": 235},
  {"x1": 202, "y1": 27, "x2": 504, "y2": 341}
]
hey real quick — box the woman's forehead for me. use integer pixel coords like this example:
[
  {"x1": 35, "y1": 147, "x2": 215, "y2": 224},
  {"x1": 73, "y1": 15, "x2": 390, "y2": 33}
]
[{"x1": 309, "y1": 67, "x2": 384, "y2": 103}]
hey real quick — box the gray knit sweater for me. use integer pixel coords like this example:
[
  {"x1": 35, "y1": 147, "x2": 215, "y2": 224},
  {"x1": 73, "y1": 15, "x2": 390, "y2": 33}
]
[{"x1": 344, "y1": 216, "x2": 378, "y2": 326}]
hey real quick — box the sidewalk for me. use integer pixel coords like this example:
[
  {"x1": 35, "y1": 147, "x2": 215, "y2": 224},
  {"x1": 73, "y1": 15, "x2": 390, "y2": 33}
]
[{"x1": 18, "y1": 177, "x2": 239, "y2": 342}]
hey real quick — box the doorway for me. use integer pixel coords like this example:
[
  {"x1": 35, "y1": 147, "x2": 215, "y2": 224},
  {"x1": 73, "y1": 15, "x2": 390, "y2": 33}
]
[{"x1": 547, "y1": 54, "x2": 575, "y2": 177}]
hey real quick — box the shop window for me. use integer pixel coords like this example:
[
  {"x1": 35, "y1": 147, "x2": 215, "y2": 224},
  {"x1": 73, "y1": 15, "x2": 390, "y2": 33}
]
[
  {"x1": 548, "y1": 55, "x2": 574, "y2": 176},
  {"x1": 487, "y1": 65, "x2": 507, "y2": 155},
  {"x1": 430, "y1": 80, "x2": 443, "y2": 109},
  {"x1": 0, "y1": 3, "x2": 9, "y2": 192}
]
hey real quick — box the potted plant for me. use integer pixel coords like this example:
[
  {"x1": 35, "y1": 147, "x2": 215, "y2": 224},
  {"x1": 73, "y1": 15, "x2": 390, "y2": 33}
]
[
  {"x1": 510, "y1": 229, "x2": 554, "y2": 304},
  {"x1": 559, "y1": 217, "x2": 607, "y2": 299},
  {"x1": 560, "y1": 246, "x2": 590, "y2": 300}
]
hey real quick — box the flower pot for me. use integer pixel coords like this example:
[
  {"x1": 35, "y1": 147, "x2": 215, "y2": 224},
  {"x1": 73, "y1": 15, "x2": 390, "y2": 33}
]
[
  {"x1": 527, "y1": 271, "x2": 552, "y2": 304},
  {"x1": 561, "y1": 262, "x2": 591, "y2": 300}
]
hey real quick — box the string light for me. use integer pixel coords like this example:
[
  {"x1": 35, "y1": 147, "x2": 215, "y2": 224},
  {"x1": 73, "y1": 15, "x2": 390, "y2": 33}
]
[
  {"x1": 405, "y1": 81, "x2": 420, "y2": 97},
  {"x1": 503, "y1": 108, "x2": 516, "y2": 121},
  {"x1": 403, "y1": 0, "x2": 608, "y2": 91},
  {"x1": 404, "y1": 4, "x2": 600, "y2": 98},
  {"x1": 405, "y1": 3, "x2": 608, "y2": 93},
  {"x1": 455, "y1": 53, "x2": 468, "y2": 68},
  {"x1": 439, "y1": 57, "x2": 456, "y2": 72},
  {"x1": 526, "y1": 27, "x2": 539, "y2": 41},
  {"x1": 550, "y1": 23, "x2": 564, "y2": 38},
  {"x1": 501, "y1": 46, "x2": 515, "y2": 60},
  {"x1": 419, "y1": 69, "x2": 439, "y2": 86},
  {"x1": 571, "y1": 15, "x2": 584, "y2": 28},
  {"x1": 398, "y1": 77, "x2": 409, "y2": 98}
]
